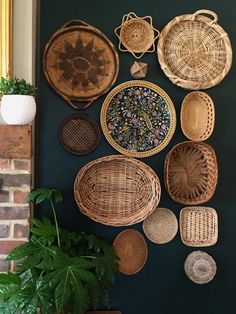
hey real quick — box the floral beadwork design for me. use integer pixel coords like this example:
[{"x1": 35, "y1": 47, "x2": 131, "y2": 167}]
[{"x1": 106, "y1": 86, "x2": 171, "y2": 152}]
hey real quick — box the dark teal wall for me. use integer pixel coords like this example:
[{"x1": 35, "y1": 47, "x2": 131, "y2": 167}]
[{"x1": 37, "y1": 1, "x2": 236, "y2": 313}]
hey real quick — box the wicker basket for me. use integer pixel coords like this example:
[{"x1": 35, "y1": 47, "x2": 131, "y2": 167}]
[
  {"x1": 184, "y1": 251, "x2": 217, "y2": 284},
  {"x1": 180, "y1": 92, "x2": 215, "y2": 141},
  {"x1": 59, "y1": 113, "x2": 101, "y2": 155},
  {"x1": 113, "y1": 229, "x2": 148, "y2": 275},
  {"x1": 164, "y1": 141, "x2": 218, "y2": 205},
  {"x1": 157, "y1": 9, "x2": 232, "y2": 90},
  {"x1": 180, "y1": 206, "x2": 218, "y2": 247},
  {"x1": 74, "y1": 155, "x2": 161, "y2": 226}
]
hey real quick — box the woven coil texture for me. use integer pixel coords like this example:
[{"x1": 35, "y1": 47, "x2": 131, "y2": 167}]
[
  {"x1": 184, "y1": 251, "x2": 217, "y2": 284},
  {"x1": 180, "y1": 91, "x2": 215, "y2": 141},
  {"x1": 59, "y1": 114, "x2": 101, "y2": 155},
  {"x1": 74, "y1": 155, "x2": 161, "y2": 226},
  {"x1": 157, "y1": 9, "x2": 232, "y2": 90},
  {"x1": 180, "y1": 207, "x2": 218, "y2": 247},
  {"x1": 143, "y1": 207, "x2": 178, "y2": 244},
  {"x1": 113, "y1": 229, "x2": 148, "y2": 275},
  {"x1": 164, "y1": 141, "x2": 218, "y2": 205}
]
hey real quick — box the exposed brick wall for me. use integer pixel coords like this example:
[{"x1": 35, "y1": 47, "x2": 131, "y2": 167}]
[{"x1": 0, "y1": 125, "x2": 32, "y2": 272}]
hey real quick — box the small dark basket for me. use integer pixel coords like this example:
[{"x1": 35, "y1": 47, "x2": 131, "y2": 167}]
[{"x1": 59, "y1": 113, "x2": 101, "y2": 155}]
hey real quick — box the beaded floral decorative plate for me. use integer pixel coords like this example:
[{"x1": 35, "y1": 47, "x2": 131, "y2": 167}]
[{"x1": 100, "y1": 80, "x2": 176, "y2": 158}]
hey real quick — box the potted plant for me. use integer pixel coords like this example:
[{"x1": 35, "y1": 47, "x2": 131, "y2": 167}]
[
  {"x1": 0, "y1": 76, "x2": 37, "y2": 124},
  {"x1": 0, "y1": 188, "x2": 119, "y2": 314}
]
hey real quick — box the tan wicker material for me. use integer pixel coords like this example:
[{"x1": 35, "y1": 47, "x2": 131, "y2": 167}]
[
  {"x1": 100, "y1": 80, "x2": 176, "y2": 158},
  {"x1": 43, "y1": 20, "x2": 119, "y2": 109},
  {"x1": 143, "y1": 207, "x2": 178, "y2": 244},
  {"x1": 115, "y1": 12, "x2": 160, "y2": 59},
  {"x1": 113, "y1": 229, "x2": 148, "y2": 275},
  {"x1": 59, "y1": 114, "x2": 101, "y2": 155},
  {"x1": 74, "y1": 155, "x2": 161, "y2": 226},
  {"x1": 184, "y1": 251, "x2": 217, "y2": 284},
  {"x1": 180, "y1": 207, "x2": 218, "y2": 247},
  {"x1": 164, "y1": 141, "x2": 218, "y2": 205},
  {"x1": 157, "y1": 9, "x2": 232, "y2": 90},
  {"x1": 180, "y1": 92, "x2": 215, "y2": 141},
  {"x1": 130, "y1": 62, "x2": 148, "y2": 79}
]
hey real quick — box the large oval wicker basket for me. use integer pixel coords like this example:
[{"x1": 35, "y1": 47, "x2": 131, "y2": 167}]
[
  {"x1": 164, "y1": 141, "x2": 218, "y2": 205},
  {"x1": 157, "y1": 9, "x2": 232, "y2": 90},
  {"x1": 74, "y1": 155, "x2": 161, "y2": 226}
]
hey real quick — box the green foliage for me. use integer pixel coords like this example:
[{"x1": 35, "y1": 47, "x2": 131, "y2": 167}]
[
  {"x1": 0, "y1": 188, "x2": 119, "y2": 314},
  {"x1": 0, "y1": 76, "x2": 37, "y2": 96}
]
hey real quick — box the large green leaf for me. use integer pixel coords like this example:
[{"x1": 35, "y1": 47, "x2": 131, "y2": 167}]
[
  {"x1": 28, "y1": 188, "x2": 63, "y2": 204},
  {"x1": 30, "y1": 217, "x2": 58, "y2": 245}
]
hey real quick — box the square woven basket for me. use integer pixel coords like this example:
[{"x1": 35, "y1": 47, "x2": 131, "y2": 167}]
[{"x1": 179, "y1": 207, "x2": 218, "y2": 247}]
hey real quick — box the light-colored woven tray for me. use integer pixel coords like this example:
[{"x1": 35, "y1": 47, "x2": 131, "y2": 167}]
[
  {"x1": 164, "y1": 141, "x2": 218, "y2": 205},
  {"x1": 113, "y1": 229, "x2": 148, "y2": 275},
  {"x1": 143, "y1": 207, "x2": 178, "y2": 244},
  {"x1": 74, "y1": 155, "x2": 161, "y2": 226},
  {"x1": 157, "y1": 9, "x2": 232, "y2": 90},
  {"x1": 180, "y1": 207, "x2": 218, "y2": 247},
  {"x1": 180, "y1": 91, "x2": 215, "y2": 141},
  {"x1": 184, "y1": 251, "x2": 217, "y2": 284}
]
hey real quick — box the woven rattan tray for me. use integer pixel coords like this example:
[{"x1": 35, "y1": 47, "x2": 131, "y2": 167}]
[
  {"x1": 113, "y1": 229, "x2": 148, "y2": 275},
  {"x1": 101, "y1": 80, "x2": 176, "y2": 158},
  {"x1": 43, "y1": 20, "x2": 119, "y2": 109},
  {"x1": 164, "y1": 141, "x2": 218, "y2": 205},
  {"x1": 59, "y1": 113, "x2": 101, "y2": 155},
  {"x1": 143, "y1": 207, "x2": 178, "y2": 244},
  {"x1": 180, "y1": 207, "x2": 218, "y2": 247},
  {"x1": 74, "y1": 155, "x2": 161, "y2": 226},
  {"x1": 115, "y1": 12, "x2": 159, "y2": 59},
  {"x1": 184, "y1": 251, "x2": 217, "y2": 284},
  {"x1": 157, "y1": 9, "x2": 232, "y2": 90},
  {"x1": 180, "y1": 92, "x2": 215, "y2": 141}
]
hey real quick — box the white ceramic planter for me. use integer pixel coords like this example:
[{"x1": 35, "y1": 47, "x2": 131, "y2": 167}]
[{"x1": 1, "y1": 95, "x2": 36, "y2": 125}]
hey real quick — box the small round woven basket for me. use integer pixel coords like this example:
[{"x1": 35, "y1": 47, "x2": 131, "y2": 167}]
[
  {"x1": 164, "y1": 141, "x2": 218, "y2": 205},
  {"x1": 113, "y1": 229, "x2": 148, "y2": 275},
  {"x1": 143, "y1": 207, "x2": 178, "y2": 244},
  {"x1": 157, "y1": 9, "x2": 232, "y2": 90},
  {"x1": 180, "y1": 91, "x2": 215, "y2": 141},
  {"x1": 184, "y1": 251, "x2": 217, "y2": 284},
  {"x1": 59, "y1": 113, "x2": 101, "y2": 155},
  {"x1": 180, "y1": 207, "x2": 218, "y2": 247},
  {"x1": 74, "y1": 155, "x2": 161, "y2": 226}
]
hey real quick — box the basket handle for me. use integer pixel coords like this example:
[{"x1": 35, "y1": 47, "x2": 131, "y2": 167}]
[
  {"x1": 192, "y1": 10, "x2": 218, "y2": 26},
  {"x1": 63, "y1": 96, "x2": 97, "y2": 110},
  {"x1": 61, "y1": 19, "x2": 91, "y2": 29}
]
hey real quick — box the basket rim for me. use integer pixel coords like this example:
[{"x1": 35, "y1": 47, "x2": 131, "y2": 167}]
[
  {"x1": 180, "y1": 91, "x2": 215, "y2": 141},
  {"x1": 157, "y1": 10, "x2": 233, "y2": 90},
  {"x1": 100, "y1": 80, "x2": 176, "y2": 158}
]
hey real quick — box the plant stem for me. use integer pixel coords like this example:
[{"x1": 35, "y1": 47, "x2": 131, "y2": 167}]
[
  {"x1": 50, "y1": 198, "x2": 60, "y2": 248},
  {"x1": 81, "y1": 256, "x2": 97, "y2": 259}
]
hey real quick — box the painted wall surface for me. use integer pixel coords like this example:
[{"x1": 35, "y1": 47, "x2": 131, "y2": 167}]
[{"x1": 37, "y1": 1, "x2": 236, "y2": 313}]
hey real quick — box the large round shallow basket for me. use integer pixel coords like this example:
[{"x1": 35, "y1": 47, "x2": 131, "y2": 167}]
[
  {"x1": 157, "y1": 9, "x2": 232, "y2": 90},
  {"x1": 59, "y1": 113, "x2": 101, "y2": 155},
  {"x1": 74, "y1": 155, "x2": 161, "y2": 226},
  {"x1": 101, "y1": 80, "x2": 176, "y2": 158},
  {"x1": 164, "y1": 141, "x2": 218, "y2": 205},
  {"x1": 113, "y1": 229, "x2": 148, "y2": 275},
  {"x1": 184, "y1": 251, "x2": 217, "y2": 284},
  {"x1": 180, "y1": 207, "x2": 218, "y2": 247},
  {"x1": 143, "y1": 207, "x2": 178, "y2": 244},
  {"x1": 180, "y1": 91, "x2": 215, "y2": 141},
  {"x1": 43, "y1": 20, "x2": 119, "y2": 109}
]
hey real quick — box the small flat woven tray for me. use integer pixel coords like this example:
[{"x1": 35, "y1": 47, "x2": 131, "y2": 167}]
[
  {"x1": 164, "y1": 141, "x2": 218, "y2": 205},
  {"x1": 113, "y1": 229, "x2": 148, "y2": 275},
  {"x1": 143, "y1": 207, "x2": 178, "y2": 244},
  {"x1": 59, "y1": 113, "x2": 101, "y2": 155},
  {"x1": 180, "y1": 207, "x2": 218, "y2": 247},
  {"x1": 180, "y1": 91, "x2": 215, "y2": 141},
  {"x1": 157, "y1": 9, "x2": 232, "y2": 90},
  {"x1": 184, "y1": 251, "x2": 217, "y2": 284},
  {"x1": 101, "y1": 80, "x2": 176, "y2": 158}
]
